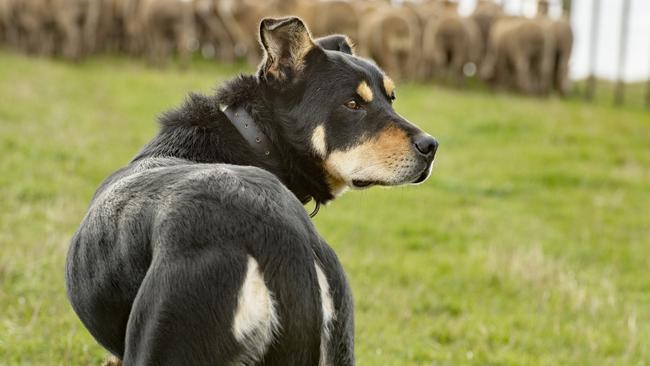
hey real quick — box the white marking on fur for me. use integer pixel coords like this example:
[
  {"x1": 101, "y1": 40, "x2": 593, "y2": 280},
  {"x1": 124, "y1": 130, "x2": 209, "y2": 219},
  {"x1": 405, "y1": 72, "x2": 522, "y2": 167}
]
[
  {"x1": 311, "y1": 125, "x2": 327, "y2": 157},
  {"x1": 324, "y1": 126, "x2": 415, "y2": 188},
  {"x1": 315, "y1": 263, "x2": 335, "y2": 366},
  {"x1": 233, "y1": 256, "x2": 279, "y2": 363},
  {"x1": 326, "y1": 147, "x2": 396, "y2": 186},
  {"x1": 326, "y1": 177, "x2": 349, "y2": 198}
]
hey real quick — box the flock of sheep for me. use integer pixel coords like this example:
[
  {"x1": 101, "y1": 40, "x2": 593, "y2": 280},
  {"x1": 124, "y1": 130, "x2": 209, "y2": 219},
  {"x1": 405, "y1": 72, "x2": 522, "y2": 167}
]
[{"x1": 0, "y1": 0, "x2": 573, "y2": 96}]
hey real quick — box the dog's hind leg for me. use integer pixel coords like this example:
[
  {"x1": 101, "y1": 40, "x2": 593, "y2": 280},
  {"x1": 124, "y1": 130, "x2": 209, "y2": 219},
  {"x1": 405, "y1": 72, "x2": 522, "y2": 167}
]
[
  {"x1": 119, "y1": 165, "x2": 336, "y2": 365},
  {"x1": 122, "y1": 248, "x2": 250, "y2": 365},
  {"x1": 121, "y1": 225, "x2": 325, "y2": 364},
  {"x1": 312, "y1": 240, "x2": 356, "y2": 366}
]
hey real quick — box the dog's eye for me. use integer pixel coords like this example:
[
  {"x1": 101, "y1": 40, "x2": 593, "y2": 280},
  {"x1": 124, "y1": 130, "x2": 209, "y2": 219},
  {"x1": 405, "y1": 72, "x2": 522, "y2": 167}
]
[
  {"x1": 344, "y1": 100, "x2": 360, "y2": 110},
  {"x1": 390, "y1": 92, "x2": 396, "y2": 103}
]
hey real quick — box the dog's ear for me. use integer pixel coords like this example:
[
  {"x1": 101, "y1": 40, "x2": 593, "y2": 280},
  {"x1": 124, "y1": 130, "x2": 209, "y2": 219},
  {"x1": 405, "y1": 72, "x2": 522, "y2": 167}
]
[
  {"x1": 258, "y1": 17, "x2": 316, "y2": 85},
  {"x1": 315, "y1": 35, "x2": 355, "y2": 55}
]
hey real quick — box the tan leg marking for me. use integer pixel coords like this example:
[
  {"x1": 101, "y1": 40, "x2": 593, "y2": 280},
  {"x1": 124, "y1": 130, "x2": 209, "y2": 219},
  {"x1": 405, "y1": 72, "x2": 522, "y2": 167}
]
[{"x1": 101, "y1": 356, "x2": 122, "y2": 366}]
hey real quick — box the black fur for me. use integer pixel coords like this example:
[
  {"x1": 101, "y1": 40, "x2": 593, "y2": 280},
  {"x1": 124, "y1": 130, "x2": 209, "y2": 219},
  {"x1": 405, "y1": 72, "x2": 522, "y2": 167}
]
[
  {"x1": 67, "y1": 161, "x2": 353, "y2": 365},
  {"x1": 315, "y1": 35, "x2": 355, "y2": 55},
  {"x1": 133, "y1": 76, "x2": 334, "y2": 204},
  {"x1": 66, "y1": 17, "x2": 435, "y2": 366}
]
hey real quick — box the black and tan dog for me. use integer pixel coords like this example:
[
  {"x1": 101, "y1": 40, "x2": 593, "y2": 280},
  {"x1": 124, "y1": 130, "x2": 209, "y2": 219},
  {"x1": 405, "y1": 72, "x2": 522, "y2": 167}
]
[{"x1": 66, "y1": 17, "x2": 438, "y2": 365}]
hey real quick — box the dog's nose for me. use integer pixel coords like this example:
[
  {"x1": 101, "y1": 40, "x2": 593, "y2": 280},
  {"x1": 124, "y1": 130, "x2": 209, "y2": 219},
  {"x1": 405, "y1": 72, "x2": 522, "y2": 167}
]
[{"x1": 413, "y1": 135, "x2": 438, "y2": 157}]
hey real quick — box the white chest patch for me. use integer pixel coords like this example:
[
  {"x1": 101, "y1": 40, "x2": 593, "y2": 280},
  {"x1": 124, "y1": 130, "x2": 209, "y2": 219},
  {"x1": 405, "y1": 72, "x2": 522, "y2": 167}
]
[
  {"x1": 315, "y1": 263, "x2": 336, "y2": 366},
  {"x1": 232, "y1": 256, "x2": 279, "y2": 363}
]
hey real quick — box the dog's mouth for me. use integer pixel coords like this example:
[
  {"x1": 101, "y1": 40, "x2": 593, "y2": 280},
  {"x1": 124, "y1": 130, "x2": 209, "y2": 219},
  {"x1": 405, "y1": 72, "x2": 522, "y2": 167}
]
[
  {"x1": 351, "y1": 167, "x2": 432, "y2": 189},
  {"x1": 347, "y1": 156, "x2": 435, "y2": 189},
  {"x1": 351, "y1": 180, "x2": 375, "y2": 188},
  {"x1": 412, "y1": 165, "x2": 432, "y2": 184}
]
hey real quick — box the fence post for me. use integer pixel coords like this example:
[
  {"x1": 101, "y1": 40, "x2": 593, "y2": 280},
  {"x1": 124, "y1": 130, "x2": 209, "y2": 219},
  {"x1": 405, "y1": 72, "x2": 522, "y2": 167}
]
[
  {"x1": 614, "y1": 0, "x2": 632, "y2": 105},
  {"x1": 646, "y1": 43, "x2": 650, "y2": 108},
  {"x1": 585, "y1": 0, "x2": 601, "y2": 100},
  {"x1": 646, "y1": 78, "x2": 650, "y2": 108}
]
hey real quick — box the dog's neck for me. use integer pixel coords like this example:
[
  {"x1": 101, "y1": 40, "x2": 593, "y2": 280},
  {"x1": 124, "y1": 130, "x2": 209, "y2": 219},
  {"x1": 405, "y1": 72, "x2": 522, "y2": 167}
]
[{"x1": 132, "y1": 75, "x2": 335, "y2": 205}]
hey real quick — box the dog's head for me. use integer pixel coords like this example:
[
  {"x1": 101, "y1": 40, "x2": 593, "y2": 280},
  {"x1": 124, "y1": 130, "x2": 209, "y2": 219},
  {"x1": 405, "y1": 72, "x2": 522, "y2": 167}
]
[{"x1": 258, "y1": 17, "x2": 438, "y2": 197}]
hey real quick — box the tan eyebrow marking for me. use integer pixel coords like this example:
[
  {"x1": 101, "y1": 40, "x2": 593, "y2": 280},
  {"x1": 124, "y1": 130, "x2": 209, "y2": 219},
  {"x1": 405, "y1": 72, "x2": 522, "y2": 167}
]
[
  {"x1": 356, "y1": 81, "x2": 373, "y2": 102},
  {"x1": 383, "y1": 76, "x2": 395, "y2": 97}
]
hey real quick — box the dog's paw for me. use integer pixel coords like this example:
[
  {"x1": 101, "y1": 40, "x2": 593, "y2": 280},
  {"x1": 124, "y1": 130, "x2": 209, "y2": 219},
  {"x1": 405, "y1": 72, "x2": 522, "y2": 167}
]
[{"x1": 101, "y1": 355, "x2": 122, "y2": 366}]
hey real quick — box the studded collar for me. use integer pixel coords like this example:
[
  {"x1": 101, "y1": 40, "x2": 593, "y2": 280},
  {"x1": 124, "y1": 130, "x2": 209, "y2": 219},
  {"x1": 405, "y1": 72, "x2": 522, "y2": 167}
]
[
  {"x1": 221, "y1": 104, "x2": 321, "y2": 217},
  {"x1": 221, "y1": 105, "x2": 281, "y2": 161}
]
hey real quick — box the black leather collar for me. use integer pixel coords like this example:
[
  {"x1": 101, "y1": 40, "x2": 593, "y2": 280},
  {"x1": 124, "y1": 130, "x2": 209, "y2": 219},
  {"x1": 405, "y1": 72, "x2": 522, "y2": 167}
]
[
  {"x1": 221, "y1": 104, "x2": 321, "y2": 218},
  {"x1": 222, "y1": 105, "x2": 280, "y2": 161}
]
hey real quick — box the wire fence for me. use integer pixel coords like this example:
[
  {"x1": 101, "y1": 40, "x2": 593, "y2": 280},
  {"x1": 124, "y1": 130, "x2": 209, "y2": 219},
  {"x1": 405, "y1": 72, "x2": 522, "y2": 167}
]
[{"x1": 475, "y1": 0, "x2": 649, "y2": 107}]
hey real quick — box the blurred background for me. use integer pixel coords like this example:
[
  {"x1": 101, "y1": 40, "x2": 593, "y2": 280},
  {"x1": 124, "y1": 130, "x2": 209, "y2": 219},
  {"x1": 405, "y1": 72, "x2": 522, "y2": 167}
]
[
  {"x1": 1, "y1": 0, "x2": 649, "y2": 102},
  {"x1": 0, "y1": 0, "x2": 649, "y2": 365}
]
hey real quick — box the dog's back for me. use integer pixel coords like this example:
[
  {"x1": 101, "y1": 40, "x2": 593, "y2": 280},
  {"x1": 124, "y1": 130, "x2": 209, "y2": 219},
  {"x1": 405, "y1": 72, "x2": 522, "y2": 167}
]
[{"x1": 67, "y1": 157, "x2": 354, "y2": 364}]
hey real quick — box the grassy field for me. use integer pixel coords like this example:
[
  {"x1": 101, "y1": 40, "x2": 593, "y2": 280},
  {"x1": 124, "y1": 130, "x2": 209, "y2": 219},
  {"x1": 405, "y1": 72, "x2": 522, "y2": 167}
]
[{"x1": 0, "y1": 50, "x2": 649, "y2": 365}]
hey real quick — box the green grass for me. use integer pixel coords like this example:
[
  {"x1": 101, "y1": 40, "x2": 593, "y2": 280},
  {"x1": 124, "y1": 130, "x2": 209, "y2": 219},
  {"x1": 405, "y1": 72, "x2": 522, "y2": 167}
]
[
  {"x1": 1, "y1": 50, "x2": 649, "y2": 365},
  {"x1": 570, "y1": 79, "x2": 650, "y2": 111}
]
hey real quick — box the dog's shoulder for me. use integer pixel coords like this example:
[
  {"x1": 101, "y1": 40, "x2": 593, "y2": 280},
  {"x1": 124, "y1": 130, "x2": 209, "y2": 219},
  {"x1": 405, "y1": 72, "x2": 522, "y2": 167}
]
[
  {"x1": 89, "y1": 156, "x2": 194, "y2": 207},
  {"x1": 149, "y1": 163, "x2": 314, "y2": 247},
  {"x1": 154, "y1": 163, "x2": 307, "y2": 230},
  {"x1": 77, "y1": 159, "x2": 309, "y2": 258},
  {"x1": 89, "y1": 158, "x2": 302, "y2": 225}
]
